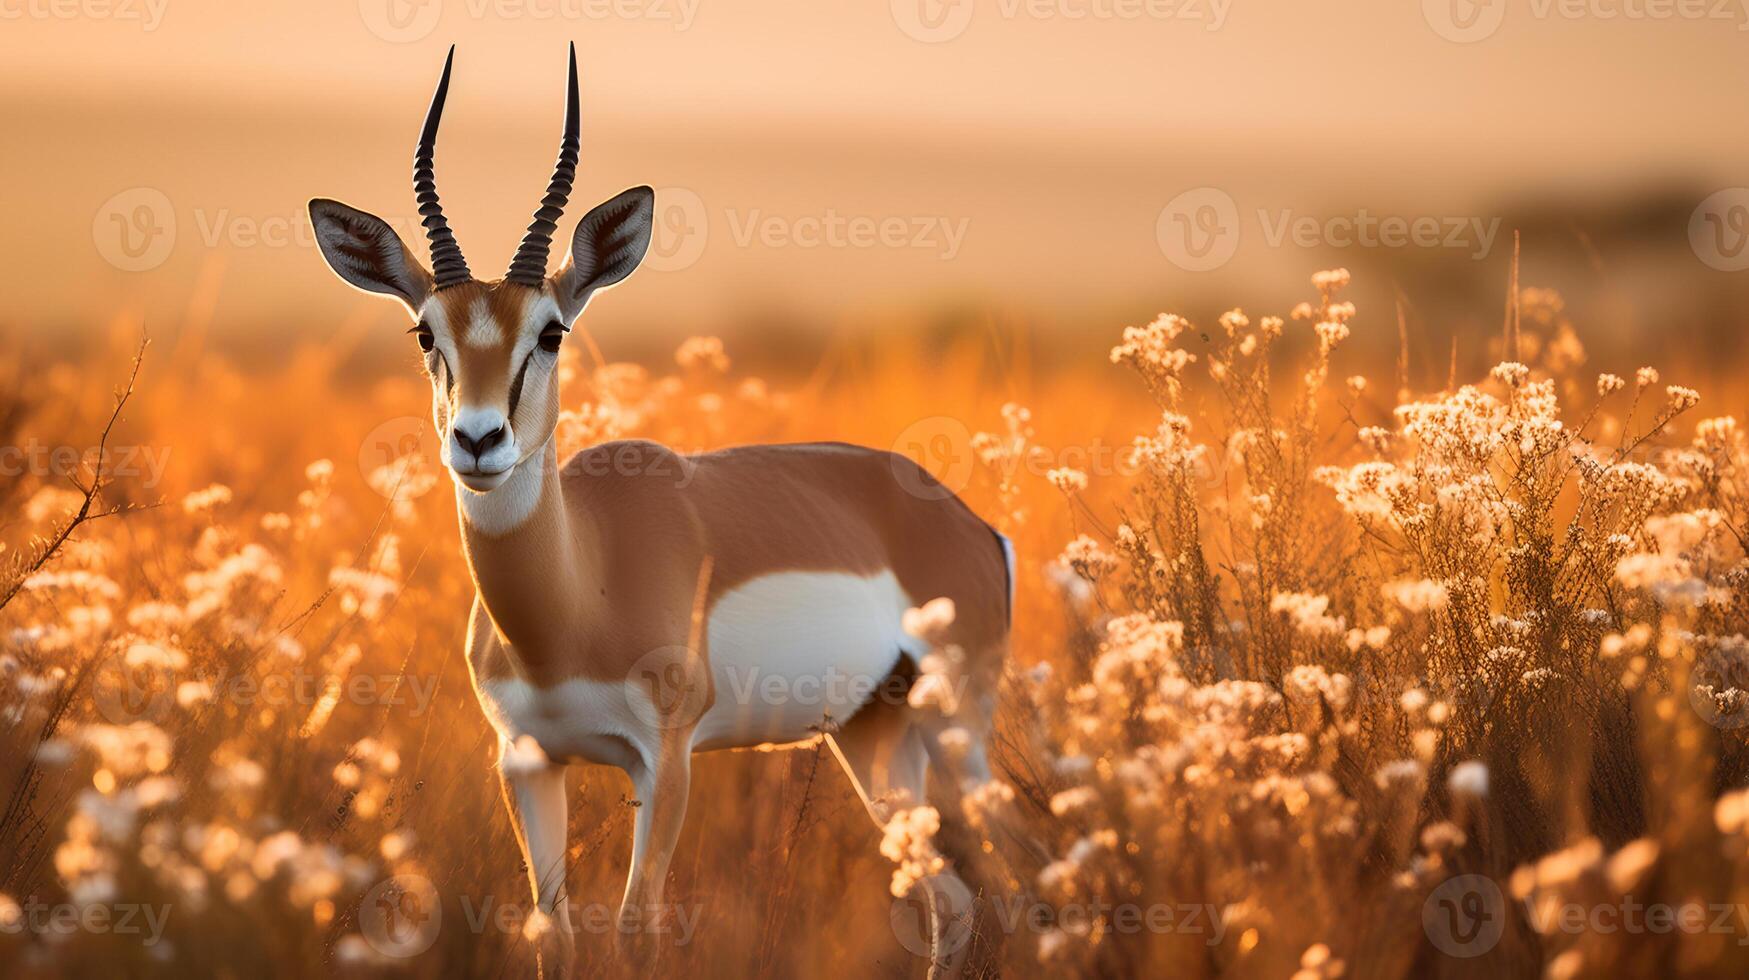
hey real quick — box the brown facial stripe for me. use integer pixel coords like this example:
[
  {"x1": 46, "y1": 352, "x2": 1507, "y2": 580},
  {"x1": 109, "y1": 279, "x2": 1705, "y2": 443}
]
[{"x1": 507, "y1": 350, "x2": 535, "y2": 417}]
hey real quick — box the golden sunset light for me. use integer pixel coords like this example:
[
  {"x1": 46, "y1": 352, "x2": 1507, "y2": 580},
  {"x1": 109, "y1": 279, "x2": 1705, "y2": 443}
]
[{"x1": 5, "y1": 3, "x2": 1749, "y2": 978}]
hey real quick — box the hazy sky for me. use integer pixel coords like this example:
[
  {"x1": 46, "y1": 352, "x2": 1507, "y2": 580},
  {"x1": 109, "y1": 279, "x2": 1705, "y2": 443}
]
[
  {"x1": 7, "y1": 0, "x2": 1744, "y2": 149},
  {"x1": 5, "y1": 0, "x2": 1747, "y2": 350}
]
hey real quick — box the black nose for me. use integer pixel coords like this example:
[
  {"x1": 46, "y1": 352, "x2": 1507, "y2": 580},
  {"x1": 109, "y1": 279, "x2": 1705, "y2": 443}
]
[{"x1": 453, "y1": 424, "x2": 507, "y2": 458}]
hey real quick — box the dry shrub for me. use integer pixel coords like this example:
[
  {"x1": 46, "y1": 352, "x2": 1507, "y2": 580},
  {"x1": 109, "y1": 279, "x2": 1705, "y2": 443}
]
[
  {"x1": 961, "y1": 270, "x2": 1749, "y2": 978},
  {"x1": 4, "y1": 272, "x2": 1749, "y2": 979}
]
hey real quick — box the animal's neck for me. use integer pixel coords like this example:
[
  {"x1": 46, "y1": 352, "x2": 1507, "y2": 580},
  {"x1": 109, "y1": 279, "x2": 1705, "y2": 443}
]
[{"x1": 455, "y1": 437, "x2": 596, "y2": 678}]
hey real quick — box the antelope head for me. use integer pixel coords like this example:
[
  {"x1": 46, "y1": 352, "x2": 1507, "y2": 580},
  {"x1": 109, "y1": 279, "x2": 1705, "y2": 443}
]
[{"x1": 309, "y1": 45, "x2": 654, "y2": 493}]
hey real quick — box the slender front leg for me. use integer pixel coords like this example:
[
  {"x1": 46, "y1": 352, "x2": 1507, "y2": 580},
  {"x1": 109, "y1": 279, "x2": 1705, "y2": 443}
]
[
  {"x1": 620, "y1": 740, "x2": 692, "y2": 929},
  {"x1": 498, "y1": 736, "x2": 575, "y2": 976}
]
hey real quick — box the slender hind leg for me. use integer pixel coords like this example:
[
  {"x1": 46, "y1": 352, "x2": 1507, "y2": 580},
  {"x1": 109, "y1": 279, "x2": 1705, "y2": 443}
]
[
  {"x1": 913, "y1": 691, "x2": 1015, "y2": 975},
  {"x1": 829, "y1": 698, "x2": 980, "y2": 979},
  {"x1": 620, "y1": 744, "x2": 692, "y2": 913},
  {"x1": 916, "y1": 683, "x2": 997, "y2": 790},
  {"x1": 614, "y1": 732, "x2": 694, "y2": 968}
]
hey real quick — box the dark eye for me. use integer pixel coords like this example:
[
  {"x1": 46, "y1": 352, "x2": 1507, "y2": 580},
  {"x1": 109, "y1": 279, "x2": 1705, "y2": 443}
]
[
  {"x1": 539, "y1": 321, "x2": 567, "y2": 354},
  {"x1": 413, "y1": 323, "x2": 435, "y2": 353}
]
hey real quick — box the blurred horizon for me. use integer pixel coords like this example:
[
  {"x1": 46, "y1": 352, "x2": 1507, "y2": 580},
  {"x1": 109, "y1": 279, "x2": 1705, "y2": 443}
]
[{"x1": 7, "y1": 0, "x2": 1749, "y2": 379}]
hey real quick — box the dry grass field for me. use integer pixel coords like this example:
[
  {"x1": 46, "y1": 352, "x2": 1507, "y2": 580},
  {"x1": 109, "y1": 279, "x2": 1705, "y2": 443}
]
[{"x1": 6, "y1": 269, "x2": 1749, "y2": 979}]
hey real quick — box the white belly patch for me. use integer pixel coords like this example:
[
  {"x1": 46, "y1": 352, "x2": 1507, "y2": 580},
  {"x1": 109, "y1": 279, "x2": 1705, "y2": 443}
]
[
  {"x1": 693, "y1": 569, "x2": 918, "y2": 750},
  {"x1": 475, "y1": 569, "x2": 924, "y2": 765}
]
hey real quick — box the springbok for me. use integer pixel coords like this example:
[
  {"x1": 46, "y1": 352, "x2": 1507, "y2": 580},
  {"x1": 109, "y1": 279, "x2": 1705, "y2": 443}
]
[{"x1": 309, "y1": 46, "x2": 1012, "y2": 975}]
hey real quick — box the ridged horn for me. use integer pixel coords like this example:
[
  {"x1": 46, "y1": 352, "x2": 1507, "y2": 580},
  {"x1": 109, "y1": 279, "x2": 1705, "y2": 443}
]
[
  {"x1": 505, "y1": 43, "x2": 580, "y2": 286},
  {"x1": 415, "y1": 45, "x2": 471, "y2": 289}
]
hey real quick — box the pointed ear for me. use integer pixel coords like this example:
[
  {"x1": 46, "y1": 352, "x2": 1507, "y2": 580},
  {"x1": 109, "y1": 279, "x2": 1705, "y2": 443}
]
[
  {"x1": 308, "y1": 198, "x2": 432, "y2": 314},
  {"x1": 551, "y1": 186, "x2": 655, "y2": 323}
]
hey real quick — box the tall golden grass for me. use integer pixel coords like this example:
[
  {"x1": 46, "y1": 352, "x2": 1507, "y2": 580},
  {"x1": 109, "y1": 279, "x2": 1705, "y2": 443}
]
[{"x1": 4, "y1": 270, "x2": 1749, "y2": 978}]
